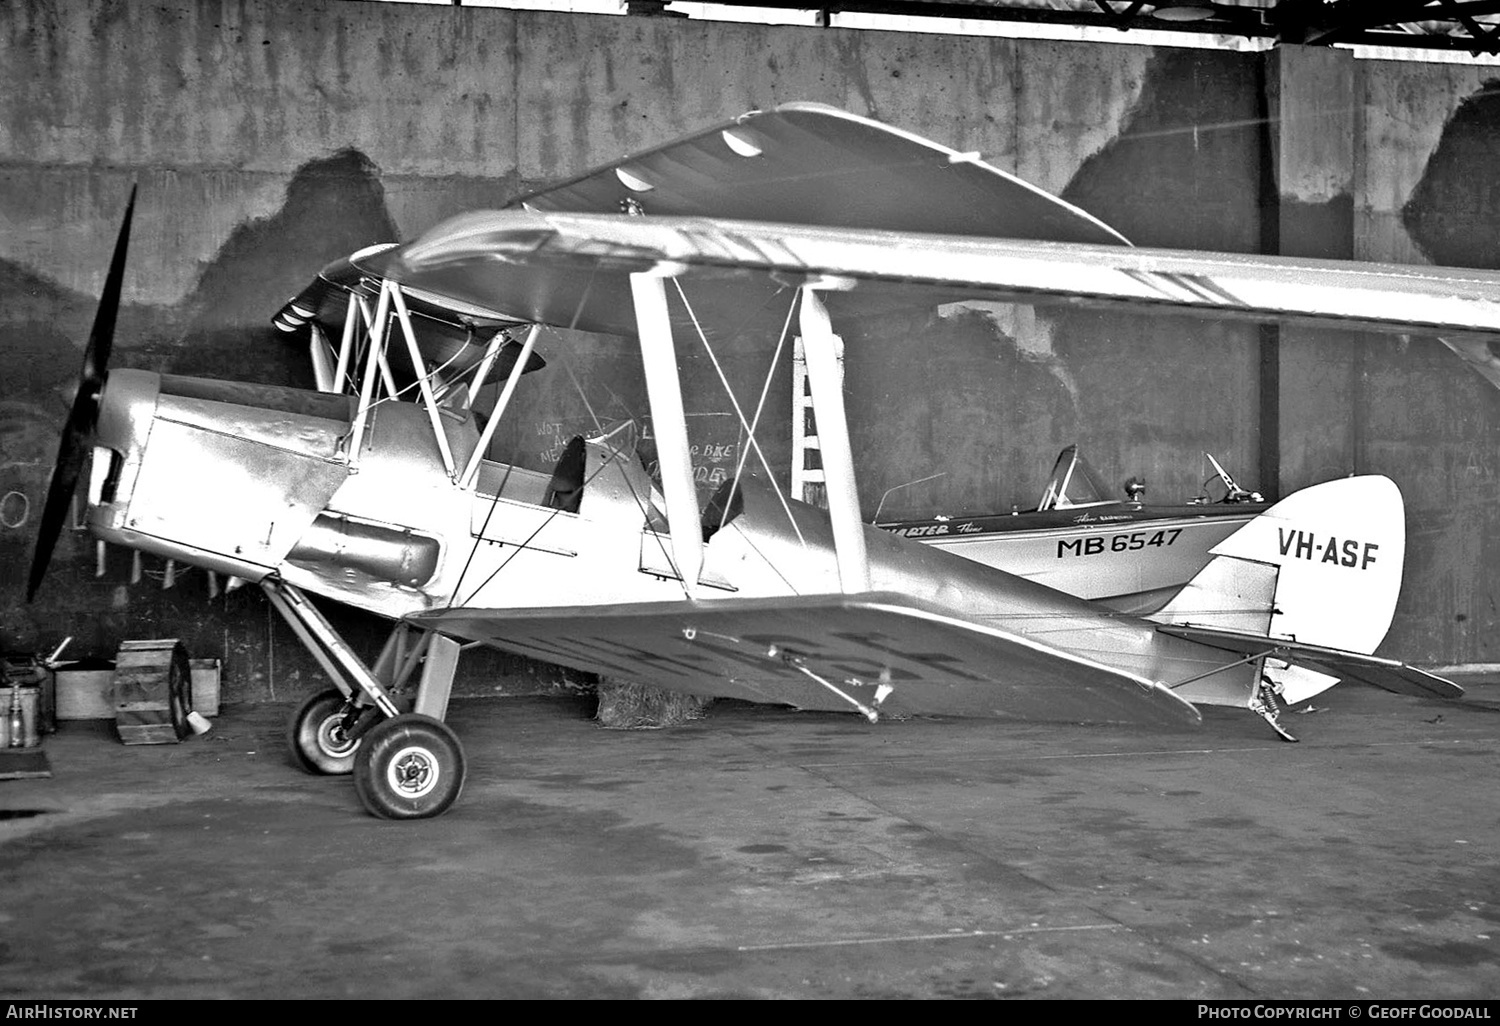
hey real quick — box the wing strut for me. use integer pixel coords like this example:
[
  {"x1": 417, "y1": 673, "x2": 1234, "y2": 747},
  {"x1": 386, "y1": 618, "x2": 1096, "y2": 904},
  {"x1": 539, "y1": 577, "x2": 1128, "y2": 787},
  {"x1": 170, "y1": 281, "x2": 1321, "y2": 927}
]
[
  {"x1": 352, "y1": 295, "x2": 402, "y2": 399},
  {"x1": 345, "y1": 280, "x2": 394, "y2": 463},
  {"x1": 460, "y1": 323, "x2": 541, "y2": 488},
  {"x1": 631, "y1": 271, "x2": 703, "y2": 597},
  {"x1": 332, "y1": 286, "x2": 360, "y2": 392},
  {"x1": 389, "y1": 285, "x2": 457, "y2": 479},
  {"x1": 463, "y1": 328, "x2": 508, "y2": 410},
  {"x1": 309, "y1": 324, "x2": 336, "y2": 393},
  {"x1": 798, "y1": 288, "x2": 869, "y2": 593}
]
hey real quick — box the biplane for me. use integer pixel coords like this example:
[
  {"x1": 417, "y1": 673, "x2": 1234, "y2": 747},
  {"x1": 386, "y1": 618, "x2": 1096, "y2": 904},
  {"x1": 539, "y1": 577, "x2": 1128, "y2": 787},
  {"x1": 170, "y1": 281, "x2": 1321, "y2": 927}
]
[{"x1": 29, "y1": 103, "x2": 1482, "y2": 820}]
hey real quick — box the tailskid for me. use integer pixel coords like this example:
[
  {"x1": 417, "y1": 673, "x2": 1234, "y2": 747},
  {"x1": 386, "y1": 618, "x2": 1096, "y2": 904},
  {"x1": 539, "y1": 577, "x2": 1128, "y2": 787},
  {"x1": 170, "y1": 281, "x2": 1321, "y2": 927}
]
[{"x1": 1250, "y1": 674, "x2": 1298, "y2": 743}]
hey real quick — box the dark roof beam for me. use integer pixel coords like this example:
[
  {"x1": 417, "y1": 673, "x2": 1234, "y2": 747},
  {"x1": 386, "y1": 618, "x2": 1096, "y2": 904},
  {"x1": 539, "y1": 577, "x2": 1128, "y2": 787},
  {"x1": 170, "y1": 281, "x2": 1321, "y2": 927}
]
[
  {"x1": 1239, "y1": 0, "x2": 1500, "y2": 45},
  {"x1": 1435, "y1": 0, "x2": 1500, "y2": 54},
  {"x1": 1091, "y1": 0, "x2": 1149, "y2": 28},
  {"x1": 1271, "y1": 0, "x2": 1428, "y2": 44},
  {"x1": 699, "y1": 0, "x2": 1273, "y2": 37},
  {"x1": 689, "y1": 1, "x2": 1500, "y2": 51}
]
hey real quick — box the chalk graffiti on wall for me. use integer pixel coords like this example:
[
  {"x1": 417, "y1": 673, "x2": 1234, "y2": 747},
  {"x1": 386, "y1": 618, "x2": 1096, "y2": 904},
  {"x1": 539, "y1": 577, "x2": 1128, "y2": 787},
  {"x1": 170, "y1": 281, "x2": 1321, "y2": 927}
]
[
  {"x1": 0, "y1": 405, "x2": 65, "y2": 535},
  {"x1": 643, "y1": 414, "x2": 740, "y2": 493},
  {"x1": 0, "y1": 490, "x2": 28, "y2": 529},
  {"x1": 535, "y1": 414, "x2": 741, "y2": 495},
  {"x1": 535, "y1": 420, "x2": 578, "y2": 467}
]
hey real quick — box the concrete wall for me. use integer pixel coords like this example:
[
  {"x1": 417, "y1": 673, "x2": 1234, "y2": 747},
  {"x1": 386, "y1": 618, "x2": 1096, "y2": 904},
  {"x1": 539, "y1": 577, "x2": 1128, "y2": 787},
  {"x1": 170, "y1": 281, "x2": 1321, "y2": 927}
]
[{"x1": 0, "y1": 0, "x2": 1496, "y2": 700}]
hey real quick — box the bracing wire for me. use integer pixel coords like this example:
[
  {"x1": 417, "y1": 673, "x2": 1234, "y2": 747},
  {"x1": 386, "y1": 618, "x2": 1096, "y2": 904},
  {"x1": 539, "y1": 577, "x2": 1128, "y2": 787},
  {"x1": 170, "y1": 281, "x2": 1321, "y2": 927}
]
[
  {"x1": 669, "y1": 278, "x2": 810, "y2": 553},
  {"x1": 445, "y1": 261, "x2": 693, "y2": 605},
  {"x1": 548, "y1": 326, "x2": 694, "y2": 601}
]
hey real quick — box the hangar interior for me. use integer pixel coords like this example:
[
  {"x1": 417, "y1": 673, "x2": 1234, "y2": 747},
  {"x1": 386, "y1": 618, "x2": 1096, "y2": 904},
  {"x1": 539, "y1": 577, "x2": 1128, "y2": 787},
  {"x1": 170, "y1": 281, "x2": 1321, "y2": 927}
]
[
  {"x1": 1, "y1": 0, "x2": 1497, "y2": 699},
  {"x1": 4, "y1": 0, "x2": 1500, "y2": 1003}
]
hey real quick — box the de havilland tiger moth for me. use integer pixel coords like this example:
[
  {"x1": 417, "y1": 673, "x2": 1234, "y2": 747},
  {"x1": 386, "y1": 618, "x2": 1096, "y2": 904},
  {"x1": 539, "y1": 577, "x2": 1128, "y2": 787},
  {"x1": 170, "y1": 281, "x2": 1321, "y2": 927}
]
[{"x1": 28, "y1": 103, "x2": 1482, "y2": 819}]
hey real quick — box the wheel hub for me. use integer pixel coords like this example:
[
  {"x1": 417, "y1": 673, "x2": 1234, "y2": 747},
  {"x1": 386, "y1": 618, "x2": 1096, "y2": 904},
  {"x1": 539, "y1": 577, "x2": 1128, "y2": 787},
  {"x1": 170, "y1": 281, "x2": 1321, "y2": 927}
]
[
  {"x1": 386, "y1": 745, "x2": 439, "y2": 798},
  {"x1": 317, "y1": 715, "x2": 358, "y2": 757}
]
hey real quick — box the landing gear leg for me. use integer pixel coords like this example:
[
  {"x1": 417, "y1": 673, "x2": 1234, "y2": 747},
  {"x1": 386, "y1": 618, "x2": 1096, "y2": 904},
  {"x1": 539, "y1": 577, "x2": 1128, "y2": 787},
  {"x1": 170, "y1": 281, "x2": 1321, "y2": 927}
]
[
  {"x1": 263, "y1": 577, "x2": 468, "y2": 815},
  {"x1": 1251, "y1": 674, "x2": 1298, "y2": 743}
]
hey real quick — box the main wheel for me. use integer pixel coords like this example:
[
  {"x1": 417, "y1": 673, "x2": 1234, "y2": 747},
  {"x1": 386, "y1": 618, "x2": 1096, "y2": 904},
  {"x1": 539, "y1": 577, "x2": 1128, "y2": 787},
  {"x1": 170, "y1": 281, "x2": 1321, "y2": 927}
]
[
  {"x1": 288, "y1": 689, "x2": 362, "y2": 775},
  {"x1": 352, "y1": 714, "x2": 466, "y2": 820}
]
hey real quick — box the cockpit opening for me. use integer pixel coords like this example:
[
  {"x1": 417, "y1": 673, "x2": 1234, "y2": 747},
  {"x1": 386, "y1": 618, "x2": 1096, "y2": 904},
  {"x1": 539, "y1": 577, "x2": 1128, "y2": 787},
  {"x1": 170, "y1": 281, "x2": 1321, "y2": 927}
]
[{"x1": 544, "y1": 436, "x2": 586, "y2": 513}]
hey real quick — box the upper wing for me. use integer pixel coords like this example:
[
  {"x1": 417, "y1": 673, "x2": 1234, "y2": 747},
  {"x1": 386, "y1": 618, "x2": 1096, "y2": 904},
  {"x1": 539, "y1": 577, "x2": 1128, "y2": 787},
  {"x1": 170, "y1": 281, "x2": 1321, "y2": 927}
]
[
  {"x1": 409, "y1": 591, "x2": 1201, "y2": 728},
  {"x1": 362, "y1": 209, "x2": 1500, "y2": 345},
  {"x1": 512, "y1": 102, "x2": 1130, "y2": 246}
]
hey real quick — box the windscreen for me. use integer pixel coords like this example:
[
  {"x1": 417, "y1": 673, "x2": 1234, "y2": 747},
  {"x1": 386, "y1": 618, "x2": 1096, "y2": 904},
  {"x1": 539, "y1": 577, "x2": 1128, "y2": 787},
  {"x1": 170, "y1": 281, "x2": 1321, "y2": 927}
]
[{"x1": 1036, "y1": 445, "x2": 1115, "y2": 510}]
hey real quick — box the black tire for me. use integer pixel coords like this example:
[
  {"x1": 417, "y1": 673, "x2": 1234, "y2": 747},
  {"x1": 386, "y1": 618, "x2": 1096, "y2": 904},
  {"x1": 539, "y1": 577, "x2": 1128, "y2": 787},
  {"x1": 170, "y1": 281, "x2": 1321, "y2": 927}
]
[
  {"x1": 288, "y1": 689, "x2": 361, "y2": 775},
  {"x1": 352, "y1": 714, "x2": 466, "y2": 820},
  {"x1": 166, "y1": 642, "x2": 193, "y2": 740}
]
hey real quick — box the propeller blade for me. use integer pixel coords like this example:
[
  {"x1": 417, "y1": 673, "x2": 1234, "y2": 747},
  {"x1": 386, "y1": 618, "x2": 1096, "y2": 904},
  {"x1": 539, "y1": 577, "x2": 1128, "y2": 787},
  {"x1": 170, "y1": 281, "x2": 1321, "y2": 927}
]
[
  {"x1": 27, "y1": 186, "x2": 137, "y2": 601},
  {"x1": 79, "y1": 184, "x2": 136, "y2": 416},
  {"x1": 26, "y1": 422, "x2": 88, "y2": 602}
]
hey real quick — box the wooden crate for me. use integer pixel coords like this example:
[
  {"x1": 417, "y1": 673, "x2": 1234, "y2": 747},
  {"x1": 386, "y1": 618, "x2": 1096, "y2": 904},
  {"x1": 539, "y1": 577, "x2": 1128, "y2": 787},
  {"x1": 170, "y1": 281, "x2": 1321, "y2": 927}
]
[
  {"x1": 190, "y1": 658, "x2": 220, "y2": 717},
  {"x1": 55, "y1": 669, "x2": 116, "y2": 720},
  {"x1": 58, "y1": 658, "x2": 220, "y2": 720}
]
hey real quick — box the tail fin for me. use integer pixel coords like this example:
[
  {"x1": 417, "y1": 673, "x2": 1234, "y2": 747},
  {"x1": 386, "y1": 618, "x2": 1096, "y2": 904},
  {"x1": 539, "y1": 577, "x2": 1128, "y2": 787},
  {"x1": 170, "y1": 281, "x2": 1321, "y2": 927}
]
[
  {"x1": 1157, "y1": 475, "x2": 1405, "y2": 649},
  {"x1": 1153, "y1": 475, "x2": 1408, "y2": 704}
]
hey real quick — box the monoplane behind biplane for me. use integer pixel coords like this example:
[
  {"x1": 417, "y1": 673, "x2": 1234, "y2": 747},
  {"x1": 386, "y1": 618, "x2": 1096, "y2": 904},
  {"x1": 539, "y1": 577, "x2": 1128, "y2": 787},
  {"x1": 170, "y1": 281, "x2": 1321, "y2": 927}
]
[{"x1": 30, "y1": 104, "x2": 1482, "y2": 819}]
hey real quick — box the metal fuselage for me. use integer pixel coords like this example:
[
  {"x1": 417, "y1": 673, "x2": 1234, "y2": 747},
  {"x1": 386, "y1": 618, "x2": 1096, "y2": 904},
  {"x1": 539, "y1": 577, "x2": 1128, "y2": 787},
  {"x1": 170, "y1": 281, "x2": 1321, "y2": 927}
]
[
  {"x1": 89, "y1": 369, "x2": 704, "y2": 618},
  {"x1": 83, "y1": 366, "x2": 1261, "y2": 714}
]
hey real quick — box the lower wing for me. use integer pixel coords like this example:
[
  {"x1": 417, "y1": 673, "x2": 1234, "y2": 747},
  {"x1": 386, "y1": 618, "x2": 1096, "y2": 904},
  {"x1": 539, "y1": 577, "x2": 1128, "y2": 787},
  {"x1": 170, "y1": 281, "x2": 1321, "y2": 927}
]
[{"x1": 409, "y1": 591, "x2": 1202, "y2": 728}]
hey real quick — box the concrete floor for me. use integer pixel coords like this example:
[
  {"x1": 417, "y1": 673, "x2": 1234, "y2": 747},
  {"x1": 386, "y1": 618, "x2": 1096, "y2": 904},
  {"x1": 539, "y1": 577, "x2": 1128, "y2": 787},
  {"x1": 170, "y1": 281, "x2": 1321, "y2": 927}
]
[{"x1": 1, "y1": 681, "x2": 1497, "y2": 1000}]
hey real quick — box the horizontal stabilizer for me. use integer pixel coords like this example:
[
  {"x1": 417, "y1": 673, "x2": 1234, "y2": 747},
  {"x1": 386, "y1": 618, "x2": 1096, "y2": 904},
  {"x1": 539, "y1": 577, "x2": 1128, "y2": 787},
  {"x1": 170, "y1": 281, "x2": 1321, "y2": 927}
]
[
  {"x1": 1157, "y1": 624, "x2": 1463, "y2": 700},
  {"x1": 412, "y1": 592, "x2": 1202, "y2": 728}
]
